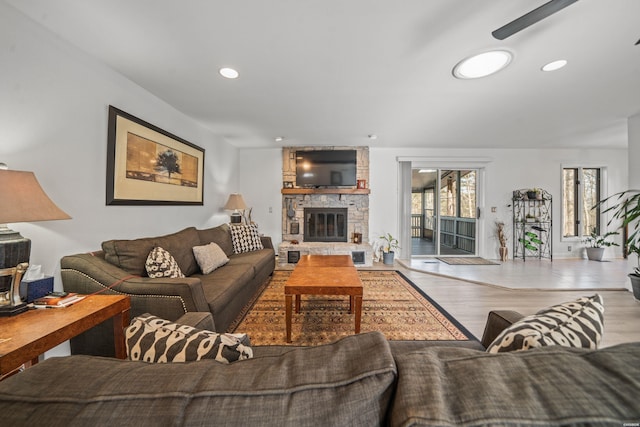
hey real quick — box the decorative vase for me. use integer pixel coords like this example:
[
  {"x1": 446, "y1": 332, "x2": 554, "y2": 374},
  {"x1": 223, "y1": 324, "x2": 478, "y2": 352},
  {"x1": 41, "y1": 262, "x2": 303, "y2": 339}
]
[
  {"x1": 499, "y1": 247, "x2": 508, "y2": 261},
  {"x1": 586, "y1": 247, "x2": 605, "y2": 261},
  {"x1": 629, "y1": 274, "x2": 640, "y2": 301},
  {"x1": 382, "y1": 251, "x2": 395, "y2": 265}
]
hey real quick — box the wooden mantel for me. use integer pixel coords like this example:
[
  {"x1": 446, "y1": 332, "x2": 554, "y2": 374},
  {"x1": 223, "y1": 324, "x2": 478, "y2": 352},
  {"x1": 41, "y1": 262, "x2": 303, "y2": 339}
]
[{"x1": 281, "y1": 188, "x2": 370, "y2": 195}]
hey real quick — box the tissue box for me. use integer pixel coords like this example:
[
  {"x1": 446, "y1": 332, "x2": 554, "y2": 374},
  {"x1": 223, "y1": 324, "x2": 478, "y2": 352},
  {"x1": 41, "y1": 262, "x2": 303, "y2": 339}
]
[{"x1": 20, "y1": 276, "x2": 54, "y2": 303}]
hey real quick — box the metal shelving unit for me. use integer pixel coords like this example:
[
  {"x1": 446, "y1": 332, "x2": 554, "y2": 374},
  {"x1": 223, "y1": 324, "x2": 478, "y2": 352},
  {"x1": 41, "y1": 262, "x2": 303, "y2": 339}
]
[{"x1": 513, "y1": 189, "x2": 552, "y2": 261}]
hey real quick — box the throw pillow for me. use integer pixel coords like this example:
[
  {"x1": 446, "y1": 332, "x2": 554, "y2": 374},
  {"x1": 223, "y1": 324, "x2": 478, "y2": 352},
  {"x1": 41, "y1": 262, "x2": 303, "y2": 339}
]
[
  {"x1": 486, "y1": 294, "x2": 604, "y2": 353},
  {"x1": 192, "y1": 242, "x2": 229, "y2": 274},
  {"x1": 145, "y1": 246, "x2": 185, "y2": 279},
  {"x1": 125, "y1": 313, "x2": 253, "y2": 364},
  {"x1": 230, "y1": 223, "x2": 264, "y2": 254}
]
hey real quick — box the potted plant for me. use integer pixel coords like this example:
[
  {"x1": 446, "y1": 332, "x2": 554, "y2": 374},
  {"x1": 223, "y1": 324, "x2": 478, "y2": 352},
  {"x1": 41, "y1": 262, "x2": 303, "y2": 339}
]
[
  {"x1": 526, "y1": 188, "x2": 542, "y2": 200},
  {"x1": 581, "y1": 227, "x2": 619, "y2": 261},
  {"x1": 379, "y1": 233, "x2": 400, "y2": 265},
  {"x1": 598, "y1": 190, "x2": 640, "y2": 299}
]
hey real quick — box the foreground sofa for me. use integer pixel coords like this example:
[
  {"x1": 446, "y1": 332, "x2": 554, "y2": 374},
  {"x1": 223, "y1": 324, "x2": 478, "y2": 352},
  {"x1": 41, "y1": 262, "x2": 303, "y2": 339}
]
[
  {"x1": 1, "y1": 309, "x2": 639, "y2": 426},
  {"x1": 60, "y1": 224, "x2": 275, "y2": 356}
]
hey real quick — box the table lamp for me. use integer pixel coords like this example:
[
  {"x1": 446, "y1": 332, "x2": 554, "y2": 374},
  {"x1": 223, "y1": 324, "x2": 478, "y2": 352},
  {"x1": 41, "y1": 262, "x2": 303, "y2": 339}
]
[
  {"x1": 224, "y1": 193, "x2": 247, "y2": 224},
  {"x1": 0, "y1": 168, "x2": 71, "y2": 316}
]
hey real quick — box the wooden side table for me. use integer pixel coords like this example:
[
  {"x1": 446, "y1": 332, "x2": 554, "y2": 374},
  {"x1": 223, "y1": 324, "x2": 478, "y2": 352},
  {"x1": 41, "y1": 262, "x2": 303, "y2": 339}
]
[{"x1": 0, "y1": 294, "x2": 130, "y2": 377}]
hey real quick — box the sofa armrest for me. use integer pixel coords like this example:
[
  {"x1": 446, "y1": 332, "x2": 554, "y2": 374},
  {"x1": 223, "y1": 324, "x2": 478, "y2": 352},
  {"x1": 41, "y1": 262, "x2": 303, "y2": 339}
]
[
  {"x1": 61, "y1": 252, "x2": 210, "y2": 321},
  {"x1": 480, "y1": 310, "x2": 525, "y2": 349},
  {"x1": 175, "y1": 312, "x2": 216, "y2": 332},
  {"x1": 260, "y1": 235, "x2": 274, "y2": 250}
]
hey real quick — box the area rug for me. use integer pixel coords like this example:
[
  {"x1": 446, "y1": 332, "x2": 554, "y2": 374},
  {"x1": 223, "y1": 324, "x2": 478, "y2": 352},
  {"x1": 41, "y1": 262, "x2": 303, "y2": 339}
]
[
  {"x1": 228, "y1": 270, "x2": 475, "y2": 346},
  {"x1": 437, "y1": 257, "x2": 499, "y2": 265}
]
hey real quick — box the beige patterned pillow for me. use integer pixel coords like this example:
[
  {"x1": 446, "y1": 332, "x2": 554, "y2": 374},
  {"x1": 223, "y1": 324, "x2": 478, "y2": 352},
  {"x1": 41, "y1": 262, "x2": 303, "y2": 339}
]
[
  {"x1": 145, "y1": 246, "x2": 185, "y2": 278},
  {"x1": 125, "y1": 313, "x2": 252, "y2": 364},
  {"x1": 192, "y1": 242, "x2": 229, "y2": 274}
]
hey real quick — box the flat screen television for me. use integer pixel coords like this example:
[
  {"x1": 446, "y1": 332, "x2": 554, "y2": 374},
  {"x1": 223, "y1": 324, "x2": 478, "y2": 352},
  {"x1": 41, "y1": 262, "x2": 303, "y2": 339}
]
[{"x1": 295, "y1": 150, "x2": 357, "y2": 188}]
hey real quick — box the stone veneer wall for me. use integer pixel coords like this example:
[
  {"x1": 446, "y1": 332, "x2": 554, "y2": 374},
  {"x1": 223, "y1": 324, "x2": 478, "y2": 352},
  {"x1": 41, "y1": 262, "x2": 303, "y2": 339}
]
[{"x1": 281, "y1": 147, "x2": 369, "y2": 244}]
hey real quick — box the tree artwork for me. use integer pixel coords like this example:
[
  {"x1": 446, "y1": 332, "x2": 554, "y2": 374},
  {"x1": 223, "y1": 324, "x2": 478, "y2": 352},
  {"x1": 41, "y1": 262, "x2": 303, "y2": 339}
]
[{"x1": 155, "y1": 149, "x2": 181, "y2": 179}]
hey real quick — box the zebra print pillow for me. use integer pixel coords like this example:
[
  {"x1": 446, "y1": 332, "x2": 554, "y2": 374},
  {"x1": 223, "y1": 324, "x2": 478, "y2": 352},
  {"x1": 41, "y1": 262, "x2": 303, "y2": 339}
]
[
  {"x1": 487, "y1": 294, "x2": 604, "y2": 353},
  {"x1": 125, "y1": 313, "x2": 253, "y2": 364}
]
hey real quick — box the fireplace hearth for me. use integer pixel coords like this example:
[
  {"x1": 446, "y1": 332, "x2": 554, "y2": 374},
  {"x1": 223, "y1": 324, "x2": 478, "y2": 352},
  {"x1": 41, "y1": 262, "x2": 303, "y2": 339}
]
[{"x1": 304, "y1": 208, "x2": 348, "y2": 242}]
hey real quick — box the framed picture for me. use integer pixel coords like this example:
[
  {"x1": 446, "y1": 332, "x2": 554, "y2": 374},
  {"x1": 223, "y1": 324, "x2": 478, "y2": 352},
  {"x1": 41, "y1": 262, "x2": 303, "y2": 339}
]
[
  {"x1": 283, "y1": 181, "x2": 294, "y2": 189},
  {"x1": 106, "y1": 106, "x2": 205, "y2": 205},
  {"x1": 357, "y1": 179, "x2": 367, "y2": 189}
]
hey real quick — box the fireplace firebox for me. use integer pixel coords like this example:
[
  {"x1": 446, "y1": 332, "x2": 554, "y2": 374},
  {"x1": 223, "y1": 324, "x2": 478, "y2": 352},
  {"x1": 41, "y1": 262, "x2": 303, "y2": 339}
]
[{"x1": 304, "y1": 208, "x2": 348, "y2": 242}]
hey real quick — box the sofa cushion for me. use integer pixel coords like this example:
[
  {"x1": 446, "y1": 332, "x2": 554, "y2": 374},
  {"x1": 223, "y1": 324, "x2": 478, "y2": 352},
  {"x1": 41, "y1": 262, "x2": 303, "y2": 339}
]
[
  {"x1": 486, "y1": 294, "x2": 604, "y2": 353},
  {"x1": 197, "y1": 224, "x2": 234, "y2": 257},
  {"x1": 125, "y1": 313, "x2": 252, "y2": 363},
  {"x1": 102, "y1": 227, "x2": 201, "y2": 276},
  {"x1": 192, "y1": 242, "x2": 229, "y2": 274},
  {"x1": 198, "y1": 263, "x2": 256, "y2": 314},
  {"x1": 230, "y1": 223, "x2": 264, "y2": 253},
  {"x1": 227, "y1": 248, "x2": 274, "y2": 273},
  {"x1": 145, "y1": 247, "x2": 185, "y2": 279},
  {"x1": 390, "y1": 343, "x2": 640, "y2": 426},
  {"x1": 0, "y1": 332, "x2": 397, "y2": 426}
]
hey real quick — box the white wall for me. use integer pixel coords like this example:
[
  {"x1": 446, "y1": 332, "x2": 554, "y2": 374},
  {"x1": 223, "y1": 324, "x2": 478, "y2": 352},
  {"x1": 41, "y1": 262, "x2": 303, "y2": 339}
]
[
  {"x1": 1, "y1": 3, "x2": 239, "y2": 283},
  {"x1": 238, "y1": 146, "x2": 628, "y2": 261},
  {"x1": 238, "y1": 148, "x2": 284, "y2": 246},
  {"x1": 372, "y1": 147, "x2": 628, "y2": 260}
]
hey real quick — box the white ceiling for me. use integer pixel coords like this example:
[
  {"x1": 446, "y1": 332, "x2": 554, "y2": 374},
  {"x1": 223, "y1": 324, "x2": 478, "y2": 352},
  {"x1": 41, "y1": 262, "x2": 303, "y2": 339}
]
[{"x1": 6, "y1": 0, "x2": 640, "y2": 149}]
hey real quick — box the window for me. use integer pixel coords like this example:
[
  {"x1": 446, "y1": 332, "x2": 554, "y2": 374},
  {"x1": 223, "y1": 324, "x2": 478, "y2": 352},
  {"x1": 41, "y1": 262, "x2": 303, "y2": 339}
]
[
  {"x1": 562, "y1": 167, "x2": 601, "y2": 238},
  {"x1": 439, "y1": 170, "x2": 476, "y2": 218}
]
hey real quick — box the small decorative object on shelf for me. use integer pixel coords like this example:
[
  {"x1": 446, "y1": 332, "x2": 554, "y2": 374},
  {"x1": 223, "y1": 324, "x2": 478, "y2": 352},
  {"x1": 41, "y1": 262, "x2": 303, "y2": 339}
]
[{"x1": 512, "y1": 189, "x2": 552, "y2": 261}]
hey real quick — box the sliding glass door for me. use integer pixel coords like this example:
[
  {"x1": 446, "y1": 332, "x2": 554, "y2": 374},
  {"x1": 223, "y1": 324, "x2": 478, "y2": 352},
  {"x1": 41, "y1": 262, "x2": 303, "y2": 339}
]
[{"x1": 411, "y1": 168, "x2": 478, "y2": 256}]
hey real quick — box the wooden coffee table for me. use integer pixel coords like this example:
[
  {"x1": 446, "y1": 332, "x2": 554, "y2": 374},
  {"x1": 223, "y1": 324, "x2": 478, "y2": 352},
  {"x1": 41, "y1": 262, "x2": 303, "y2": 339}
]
[
  {"x1": 285, "y1": 255, "x2": 363, "y2": 343},
  {"x1": 0, "y1": 294, "x2": 130, "y2": 377}
]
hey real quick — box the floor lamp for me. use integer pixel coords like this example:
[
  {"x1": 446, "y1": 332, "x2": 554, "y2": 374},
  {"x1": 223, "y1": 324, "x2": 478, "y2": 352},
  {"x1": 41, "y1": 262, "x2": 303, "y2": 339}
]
[{"x1": 0, "y1": 169, "x2": 71, "y2": 316}]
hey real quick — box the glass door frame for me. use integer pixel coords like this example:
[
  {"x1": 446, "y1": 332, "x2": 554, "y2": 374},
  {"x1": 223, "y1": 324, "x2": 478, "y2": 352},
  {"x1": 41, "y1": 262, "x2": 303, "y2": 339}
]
[{"x1": 401, "y1": 159, "x2": 487, "y2": 259}]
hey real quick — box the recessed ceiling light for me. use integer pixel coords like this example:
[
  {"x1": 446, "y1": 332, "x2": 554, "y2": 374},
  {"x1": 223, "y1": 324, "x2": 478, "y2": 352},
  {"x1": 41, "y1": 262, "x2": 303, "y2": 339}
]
[
  {"x1": 368, "y1": 134, "x2": 377, "y2": 140},
  {"x1": 453, "y1": 50, "x2": 513, "y2": 79},
  {"x1": 275, "y1": 136, "x2": 284, "y2": 142},
  {"x1": 219, "y1": 67, "x2": 239, "y2": 79},
  {"x1": 541, "y1": 59, "x2": 567, "y2": 72}
]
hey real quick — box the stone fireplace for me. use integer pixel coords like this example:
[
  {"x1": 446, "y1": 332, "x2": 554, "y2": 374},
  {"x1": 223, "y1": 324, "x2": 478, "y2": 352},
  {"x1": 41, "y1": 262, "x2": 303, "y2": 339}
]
[{"x1": 279, "y1": 146, "x2": 373, "y2": 266}]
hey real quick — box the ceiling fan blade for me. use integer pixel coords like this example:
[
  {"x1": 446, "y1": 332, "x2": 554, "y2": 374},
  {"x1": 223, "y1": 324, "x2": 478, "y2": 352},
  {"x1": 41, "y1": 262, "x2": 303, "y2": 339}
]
[
  {"x1": 636, "y1": 38, "x2": 640, "y2": 46},
  {"x1": 492, "y1": 0, "x2": 579, "y2": 40}
]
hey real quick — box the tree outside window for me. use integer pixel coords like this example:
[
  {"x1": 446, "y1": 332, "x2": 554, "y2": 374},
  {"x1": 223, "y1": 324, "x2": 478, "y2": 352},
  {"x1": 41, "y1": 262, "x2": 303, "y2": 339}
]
[{"x1": 563, "y1": 167, "x2": 601, "y2": 238}]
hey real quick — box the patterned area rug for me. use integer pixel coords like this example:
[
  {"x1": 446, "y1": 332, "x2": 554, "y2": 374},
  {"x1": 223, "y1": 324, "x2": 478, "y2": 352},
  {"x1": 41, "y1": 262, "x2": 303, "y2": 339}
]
[
  {"x1": 437, "y1": 257, "x2": 499, "y2": 265},
  {"x1": 228, "y1": 270, "x2": 475, "y2": 346}
]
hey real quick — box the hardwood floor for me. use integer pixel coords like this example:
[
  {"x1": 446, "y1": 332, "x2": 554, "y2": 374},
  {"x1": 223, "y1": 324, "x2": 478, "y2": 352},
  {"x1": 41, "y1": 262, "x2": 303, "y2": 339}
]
[{"x1": 362, "y1": 258, "x2": 640, "y2": 348}]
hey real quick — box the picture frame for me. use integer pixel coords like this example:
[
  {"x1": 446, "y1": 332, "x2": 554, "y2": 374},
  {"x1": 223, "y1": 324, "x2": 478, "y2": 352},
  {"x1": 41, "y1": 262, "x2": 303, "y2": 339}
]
[
  {"x1": 357, "y1": 179, "x2": 367, "y2": 189},
  {"x1": 106, "y1": 106, "x2": 205, "y2": 205},
  {"x1": 283, "y1": 181, "x2": 294, "y2": 189}
]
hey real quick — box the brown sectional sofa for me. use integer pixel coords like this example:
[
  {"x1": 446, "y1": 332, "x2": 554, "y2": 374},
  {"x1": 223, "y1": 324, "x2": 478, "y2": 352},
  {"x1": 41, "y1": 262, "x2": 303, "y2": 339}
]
[
  {"x1": 1, "y1": 311, "x2": 639, "y2": 426},
  {"x1": 60, "y1": 224, "x2": 275, "y2": 356}
]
